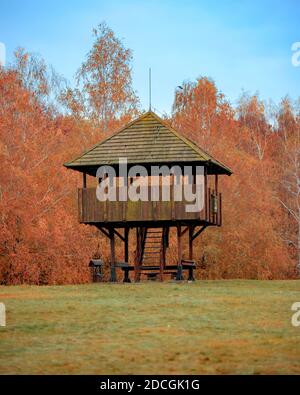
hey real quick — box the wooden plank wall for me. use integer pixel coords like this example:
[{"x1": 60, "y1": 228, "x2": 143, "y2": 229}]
[{"x1": 78, "y1": 187, "x2": 222, "y2": 225}]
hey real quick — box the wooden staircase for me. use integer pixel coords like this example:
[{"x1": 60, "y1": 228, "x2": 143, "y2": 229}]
[
  {"x1": 133, "y1": 226, "x2": 196, "y2": 282},
  {"x1": 140, "y1": 228, "x2": 163, "y2": 280},
  {"x1": 134, "y1": 227, "x2": 169, "y2": 281}
]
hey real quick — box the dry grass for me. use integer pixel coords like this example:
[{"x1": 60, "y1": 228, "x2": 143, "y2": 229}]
[{"x1": 0, "y1": 280, "x2": 300, "y2": 374}]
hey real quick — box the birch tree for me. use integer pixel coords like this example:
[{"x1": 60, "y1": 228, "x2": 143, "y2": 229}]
[{"x1": 276, "y1": 98, "x2": 300, "y2": 275}]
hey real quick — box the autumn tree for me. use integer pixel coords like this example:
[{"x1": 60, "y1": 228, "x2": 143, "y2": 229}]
[
  {"x1": 61, "y1": 22, "x2": 139, "y2": 128},
  {"x1": 0, "y1": 22, "x2": 141, "y2": 284},
  {"x1": 172, "y1": 77, "x2": 234, "y2": 147},
  {"x1": 236, "y1": 93, "x2": 271, "y2": 161},
  {"x1": 275, "y1": 97, "x2": 300, "y2": 275},
  {"x1": 13, "y1": 47, "x2": 67, "y2": 111},
  {"x1": 0, "y1": 55, "x2": 100, "y2": 285}
]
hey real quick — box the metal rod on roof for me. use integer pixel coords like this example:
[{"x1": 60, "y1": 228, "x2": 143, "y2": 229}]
[{"x1": 149, "y1": 67, "x2": 152, "y2": 111}]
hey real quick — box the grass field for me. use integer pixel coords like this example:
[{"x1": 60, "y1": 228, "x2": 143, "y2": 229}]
[{"x1": 0, "y1": 280, "x2": 300, "y2": 374}]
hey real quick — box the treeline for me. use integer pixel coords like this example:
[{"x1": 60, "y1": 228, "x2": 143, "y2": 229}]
[
  {"x1": 0, "y1": 23, "x2": 299, "y2": 284},
  {"x1": 172, "y1": 79, "x2": 299, "y2": 279}
]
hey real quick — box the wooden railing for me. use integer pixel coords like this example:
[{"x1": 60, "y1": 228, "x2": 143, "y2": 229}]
[
  {"x1": 207, "y1": 188, "x2": 222, "y2": 227},
  {"x1": 78, "y1": 187, "x2": 222, "y2": 225}
]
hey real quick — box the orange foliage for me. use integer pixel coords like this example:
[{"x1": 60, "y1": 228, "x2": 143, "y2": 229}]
[
  {"x1": 0, "y1": 70, "x2": 94, "y2": 284},
  {"x1": 172, "y1": 78, "x2": 297, "y2": 279},
  {"x1": 0, "y1": 25, "x2": 139, "y2": 285}
]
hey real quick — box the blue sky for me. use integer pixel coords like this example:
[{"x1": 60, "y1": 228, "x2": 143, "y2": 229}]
[{"x1": 1, "y1": 0, "x2": 300, "y2": 114}]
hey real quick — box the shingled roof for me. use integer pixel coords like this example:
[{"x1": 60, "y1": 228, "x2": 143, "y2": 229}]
[{"x1": 64, "y1": 111, "x2": 232, "y2": 175}]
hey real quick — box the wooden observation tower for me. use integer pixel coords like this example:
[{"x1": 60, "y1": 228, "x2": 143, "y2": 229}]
[{"x1": 64, "y1": 111, "x2": 232, "y2": 282}]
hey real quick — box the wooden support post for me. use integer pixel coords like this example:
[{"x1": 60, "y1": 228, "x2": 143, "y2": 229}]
[
  {"x1": 121, "y1": 227, "x2": 131, "y2": 283},
  {"x1": 123, "y1": 267, "x2": 131, "y2": 283},
  {"x1": 163, "y1": 227, "x2": 167, "y2": 266},
  {"x1": 159, "y1": 228, "x2": 165, "y2": 282},
  {"x1": 134, "y1": 228, "x2": 140, "y2": 282},
  {"x1": 189, "y1": 226, "x2": 193, "y2": 260},
  {"x1": 176, "y1": 225, "x2": 183, "y2": 281},
  {"x1": 166, "y1": 226, "x2": 169, "y2": 248},
  {"x1": 109, "y1": 228, "x2": 117, "y2": 282},
  {"x1": 188, "y1": 226, "x2": 196, "y2": 281},
  {"x1": 159, "y1": 252, "x2": 164, "y2": 282},
  {"x1": 83, "y1": 173, "x2": 87, "y2": 189},
  {"x1": 124, "y1": 228, "x2": 129, "y2": 263}
]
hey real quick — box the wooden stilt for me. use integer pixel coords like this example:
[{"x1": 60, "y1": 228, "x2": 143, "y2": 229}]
[
  {"x1": 123, "y1": 227, "x2": 131, "y2": 283},
  {"x1": 159, "y1": 228, "x2": 165, "y2": 282},
  {"x1": 189, "y1": 226, "x2": 193, "y2": 260},
  {"x1": 176, "y1": 225, "x2": 183, "y2": 281},
  {"x1": 163, "y1": 227, "x2": 167, "y2": 267},
  {"x1": 124, "y1": 228, "x2": 129, "y2": 263},
  {"x1": 188, "y1": 225, "x2": 196, "y2": 281},
  {"x1": 134, "y1": 228, "x2": 140, "y2": 282},
  {"x1": 109, "y1": 228, "x2": 116, "y2": 282}
]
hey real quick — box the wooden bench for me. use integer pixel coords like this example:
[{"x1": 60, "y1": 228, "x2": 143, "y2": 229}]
[
  {"x1": 139, "y1": 261, "x2": 196, "y2": 281},
  {"x1": 115, "y1": 262, "x2": 134, "y2": 283},
  {"x1": 114, "y1": 260, "x2": 196, "y2": 282},
  {"x1": 161, "y1": 261, "x2": 196, "y2": 281},
  {"x1": 180, "y1": 260, "x2": 196, "y2": 281}
]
